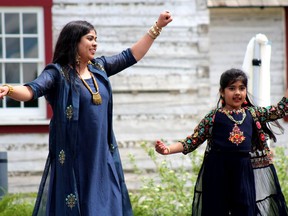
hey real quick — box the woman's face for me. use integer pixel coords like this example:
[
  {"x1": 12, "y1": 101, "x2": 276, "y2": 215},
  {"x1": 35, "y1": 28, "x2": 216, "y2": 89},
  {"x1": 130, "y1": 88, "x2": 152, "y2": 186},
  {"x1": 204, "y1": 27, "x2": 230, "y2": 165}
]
[
  {"x1": 77, "y1": 29, "x2": 97, "y2": 63},
  {"x1": 221, "y1": 80, "x2": 247, "y2": 110}
]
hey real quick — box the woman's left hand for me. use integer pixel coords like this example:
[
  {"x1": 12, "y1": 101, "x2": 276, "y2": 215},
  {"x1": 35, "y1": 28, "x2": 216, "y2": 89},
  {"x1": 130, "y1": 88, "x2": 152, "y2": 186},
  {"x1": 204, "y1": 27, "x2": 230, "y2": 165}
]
[{"x1": 156, "y1": 11, "x2": 173, "y2": 28}]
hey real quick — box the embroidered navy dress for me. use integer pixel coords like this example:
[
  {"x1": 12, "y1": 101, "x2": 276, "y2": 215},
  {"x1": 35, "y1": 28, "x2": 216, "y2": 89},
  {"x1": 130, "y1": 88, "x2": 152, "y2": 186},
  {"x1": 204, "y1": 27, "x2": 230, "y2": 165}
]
[
  {"x1": 180, "y1": 97, "x2": 288, "y2": 216},
  {"x1": 202, "y1": 110, "x2": 256, "y2": 215}
]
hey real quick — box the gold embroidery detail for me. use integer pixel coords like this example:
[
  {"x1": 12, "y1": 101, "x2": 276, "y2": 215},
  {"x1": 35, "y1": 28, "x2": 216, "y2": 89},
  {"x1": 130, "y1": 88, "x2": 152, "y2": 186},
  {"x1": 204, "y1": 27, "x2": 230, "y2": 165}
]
[
  {"x1": 60, "y1": 66, "x2": 71, "y2": 81},
  {"x1": 59, "y1": 150, "x2": 65, "y2": 165},
  {"x1": 66, "y1": 105, "x2": 73, "y2": 120},
  {"x1": 88, "y1": 61, "x2": 105, "y2": 72},
  {"x1": 66, "y1": 193, "x2": 77, "y2": 209}
]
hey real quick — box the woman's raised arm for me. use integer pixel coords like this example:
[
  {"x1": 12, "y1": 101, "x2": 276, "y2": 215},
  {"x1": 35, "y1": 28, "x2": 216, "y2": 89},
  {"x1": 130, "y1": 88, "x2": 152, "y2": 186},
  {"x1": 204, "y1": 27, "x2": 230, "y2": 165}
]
[{"x1": 130, "y1": 11, "x2": 173, "y2": 61}]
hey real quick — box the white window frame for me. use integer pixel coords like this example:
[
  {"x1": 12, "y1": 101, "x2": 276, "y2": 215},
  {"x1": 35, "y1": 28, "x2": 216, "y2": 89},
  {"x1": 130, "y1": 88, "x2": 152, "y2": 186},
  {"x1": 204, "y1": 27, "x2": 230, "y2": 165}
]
[{"x1": 0, "y1": 7, "x2": 47, "y2": 124}]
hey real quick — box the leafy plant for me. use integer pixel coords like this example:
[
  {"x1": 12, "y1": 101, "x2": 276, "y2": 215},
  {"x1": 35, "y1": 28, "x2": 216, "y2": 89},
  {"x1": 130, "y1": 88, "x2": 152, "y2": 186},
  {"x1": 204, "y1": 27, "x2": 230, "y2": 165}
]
[
  {"x1": 273, "y1": 146, "x2": 288, "y2": 202},
  {"x1": 0, "y1": 193, "x2": 36, "y2": 216},
  {"x1": 129, "y1": 141, "x2": 203, "y2": 216}
]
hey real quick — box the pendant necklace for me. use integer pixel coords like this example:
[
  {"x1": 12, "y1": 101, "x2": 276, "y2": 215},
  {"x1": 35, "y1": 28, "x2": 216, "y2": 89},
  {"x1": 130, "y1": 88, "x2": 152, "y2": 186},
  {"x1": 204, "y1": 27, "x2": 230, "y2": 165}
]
[
  {"x1": 79, "y1": 72, "x2": 102, "y2": 105},
  {"x1": 220, "y1": 108, "x2": 246, "y2": 145}
]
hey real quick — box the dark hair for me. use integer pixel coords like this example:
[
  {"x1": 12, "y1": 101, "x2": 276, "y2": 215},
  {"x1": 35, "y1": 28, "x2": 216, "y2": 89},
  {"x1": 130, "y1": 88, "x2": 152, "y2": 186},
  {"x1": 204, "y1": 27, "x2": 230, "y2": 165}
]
[
  {"x1": 52, "y1": 20, "x2": 96, "y2": 68},
  {"x1": 217, "y1": 68, "x2": 252, "y2": 108},
  {"x1": 217, "y1": 68, "x2": 283, "y2": 143}
]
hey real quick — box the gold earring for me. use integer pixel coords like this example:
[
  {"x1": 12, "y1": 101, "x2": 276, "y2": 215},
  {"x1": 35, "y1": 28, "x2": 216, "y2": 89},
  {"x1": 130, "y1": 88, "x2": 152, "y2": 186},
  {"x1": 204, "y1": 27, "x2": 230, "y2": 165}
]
[{"x1": 76, "y1": 54, "x2": 81, "y2": 65}]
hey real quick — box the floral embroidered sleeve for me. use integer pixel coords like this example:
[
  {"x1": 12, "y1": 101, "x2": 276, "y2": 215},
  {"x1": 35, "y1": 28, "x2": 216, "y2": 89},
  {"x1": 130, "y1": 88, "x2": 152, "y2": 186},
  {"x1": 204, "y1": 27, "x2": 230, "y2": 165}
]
[
  {"x1": 252, "y1": 97, "x2": 288, "y2": 123},
  {"x1": 180, "y1": 110, "x2": 215, "y2": 155}
]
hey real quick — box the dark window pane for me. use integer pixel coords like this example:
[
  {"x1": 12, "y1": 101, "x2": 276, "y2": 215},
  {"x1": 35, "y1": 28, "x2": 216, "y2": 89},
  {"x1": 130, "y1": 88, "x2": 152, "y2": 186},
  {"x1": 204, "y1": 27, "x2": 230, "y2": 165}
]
[
  {"x1": 5, "y1": 63, "x2": 20, "y2": 83},
  {"x1": 24, "y1": 99, "x2": 38, "y2": 107},
  {"x1": 24, "y1": 37, "x2": 38, "y2": 58},
  {"x1": 6, "y1": 38, "x2": 20, "y2": 58},
  {"x1": 0, "y1": 63, "x2": 3, "y2": 84},
  {"x1": 0, "y1": 63, "x2": 2, "y2": 83},
  {"x1": 0, "y1": 14, "x2": 2, "y2": 34},
  {"x1": 23, "y1": 63, "x2": 37, "y2": 82},
  {"x1": 5, "y1": 13, "x2": 20, "y2": 34},
  {"x1": 0, "y1": 38, "x2": 2, "y2": 58},
  {"x1": 23, "y1": 13, "x2": 37, "y2": 34},
  {"x1": 6, "y1": 97, "x2": 20, "y2": 107}
]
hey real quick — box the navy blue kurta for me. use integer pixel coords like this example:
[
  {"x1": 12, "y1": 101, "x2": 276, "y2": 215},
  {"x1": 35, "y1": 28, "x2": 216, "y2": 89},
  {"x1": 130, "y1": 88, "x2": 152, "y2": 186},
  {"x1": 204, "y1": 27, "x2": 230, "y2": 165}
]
[
  {"x1": 75, "y1": 75, "x2": 122, "y2": 215},
  {"x1": 26, "y1": 49, "x2": 137, "y2": 216}
]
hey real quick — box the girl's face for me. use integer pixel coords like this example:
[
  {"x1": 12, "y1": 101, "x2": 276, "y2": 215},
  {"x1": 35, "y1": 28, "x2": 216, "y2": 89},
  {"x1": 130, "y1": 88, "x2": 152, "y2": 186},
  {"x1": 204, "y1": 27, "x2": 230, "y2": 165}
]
[
  {"x1": 77, "y1": 30, "x2": 97, "y2": 63},
  {"x1": 221, "y1": 80, "x2": 247, "y2": 110}
]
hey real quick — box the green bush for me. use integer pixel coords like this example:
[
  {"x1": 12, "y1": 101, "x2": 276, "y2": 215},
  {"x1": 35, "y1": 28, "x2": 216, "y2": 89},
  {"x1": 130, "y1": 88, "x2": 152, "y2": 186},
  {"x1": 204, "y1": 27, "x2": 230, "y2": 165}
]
[
  {"x1": 273, "y1": 146, "x2": 288, "y2": 202},
  {"x1": 129, "y1": 142, "x2": 202, "y2": 216},
  {"x1": 0, "y1": 193, "x2": 36, "y2": 216}
]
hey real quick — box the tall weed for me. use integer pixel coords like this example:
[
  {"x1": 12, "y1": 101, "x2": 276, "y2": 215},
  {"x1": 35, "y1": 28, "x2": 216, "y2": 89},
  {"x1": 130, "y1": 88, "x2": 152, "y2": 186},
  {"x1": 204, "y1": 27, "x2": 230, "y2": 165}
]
[{"x1": 129, "y1": 142, "x2": 202, "y2": 216}]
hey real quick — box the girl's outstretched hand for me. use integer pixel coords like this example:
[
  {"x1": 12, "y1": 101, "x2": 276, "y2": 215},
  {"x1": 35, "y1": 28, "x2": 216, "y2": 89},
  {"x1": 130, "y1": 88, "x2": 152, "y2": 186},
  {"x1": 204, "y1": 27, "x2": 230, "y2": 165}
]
[{"x1": 155, "y1": 140, "x2": 170, "y2": 155}]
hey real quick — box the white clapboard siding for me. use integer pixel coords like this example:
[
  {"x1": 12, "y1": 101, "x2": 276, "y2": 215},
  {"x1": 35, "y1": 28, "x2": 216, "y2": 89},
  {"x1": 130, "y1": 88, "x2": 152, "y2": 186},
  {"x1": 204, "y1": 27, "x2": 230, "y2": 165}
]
[{"x1": 209, "y1": 7, "x2": 286, "y2": 103}]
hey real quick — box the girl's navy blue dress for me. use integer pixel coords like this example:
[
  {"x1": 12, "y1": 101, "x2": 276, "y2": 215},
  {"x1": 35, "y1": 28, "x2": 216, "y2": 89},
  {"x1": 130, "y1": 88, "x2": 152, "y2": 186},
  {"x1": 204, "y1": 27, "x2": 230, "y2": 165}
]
[
  {"x1": 202, "y1": 110, "x2": 256, "y2": 215},
  {"x1": 180, "y1": 98, "x2": 288, "y2": 216}
]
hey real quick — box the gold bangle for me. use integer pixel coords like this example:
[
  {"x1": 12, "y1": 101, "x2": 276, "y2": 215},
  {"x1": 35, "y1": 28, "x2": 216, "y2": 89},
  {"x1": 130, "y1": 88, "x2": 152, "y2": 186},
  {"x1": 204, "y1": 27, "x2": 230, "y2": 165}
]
[
  {"x1": 166, "y1": 146, "x2": 171, "y2": 154},
  {"x1": 147, "y1": 22, "x2": 162, "y2": 39},
  {"x1": 2, "y1": 84, "x2": 14, "y2": 96},
  {"x1": 154, "y1": 22, "x2": 162, "y2": 32},
  {"x1": 147, "y1": 30, "x2": 156, "y2": 39}
]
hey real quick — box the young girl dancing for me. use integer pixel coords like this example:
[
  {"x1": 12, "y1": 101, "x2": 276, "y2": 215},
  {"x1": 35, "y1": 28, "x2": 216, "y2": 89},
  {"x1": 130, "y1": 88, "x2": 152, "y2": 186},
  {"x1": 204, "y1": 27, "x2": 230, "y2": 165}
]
[{"x1": 155, "y1": 68, "x2": 288, "y2": 216}]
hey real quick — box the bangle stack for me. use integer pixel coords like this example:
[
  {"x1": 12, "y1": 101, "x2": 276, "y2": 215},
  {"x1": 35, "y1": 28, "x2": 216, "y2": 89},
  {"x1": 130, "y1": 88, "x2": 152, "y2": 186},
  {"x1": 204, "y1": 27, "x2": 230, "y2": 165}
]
[
  {"x1": 147, "y1": 22, "x2": 162, "y2": 39},
  {"x1": 2, "y1": 84, "x2": 14, "y2": 96}
]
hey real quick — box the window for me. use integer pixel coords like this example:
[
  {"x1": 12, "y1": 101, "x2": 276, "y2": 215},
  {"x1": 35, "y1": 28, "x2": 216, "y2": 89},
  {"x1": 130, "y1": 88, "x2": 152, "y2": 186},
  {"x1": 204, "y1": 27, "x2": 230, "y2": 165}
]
[{"x1": 0, "y1": 8, "x2": 46, "y2": 122}]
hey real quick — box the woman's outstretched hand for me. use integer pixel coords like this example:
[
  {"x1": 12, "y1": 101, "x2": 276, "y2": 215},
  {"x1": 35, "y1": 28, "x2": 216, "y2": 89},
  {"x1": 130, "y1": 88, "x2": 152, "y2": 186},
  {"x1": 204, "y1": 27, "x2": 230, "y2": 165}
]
[
  {"x1": 156, "y1": 11, "x2": 173, "y2": 28},
  {"x1": 155, "y1": 140, "x2": 170, "y2": 155},
  {"x1": 0, "y1": 86, "x2": 9, "y2": 99}
]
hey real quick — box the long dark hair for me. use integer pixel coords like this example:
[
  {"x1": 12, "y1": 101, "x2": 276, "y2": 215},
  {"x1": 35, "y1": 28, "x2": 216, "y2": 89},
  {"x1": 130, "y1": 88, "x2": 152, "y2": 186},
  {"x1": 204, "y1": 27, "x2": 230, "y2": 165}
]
[
  {"x1": 217, "y1": 68, "x2": 283, "y2": 142},
  {"x1": 52, "y1": 20, "x2": 96, "y2": 69}
]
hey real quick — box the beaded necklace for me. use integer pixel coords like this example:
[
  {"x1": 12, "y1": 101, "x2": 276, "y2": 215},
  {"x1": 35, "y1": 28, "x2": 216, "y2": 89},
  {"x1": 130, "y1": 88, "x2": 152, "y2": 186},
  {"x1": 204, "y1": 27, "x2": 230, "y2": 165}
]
[{"x1": 219, "y1": 108, "x2": 246, "y2": 145}]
